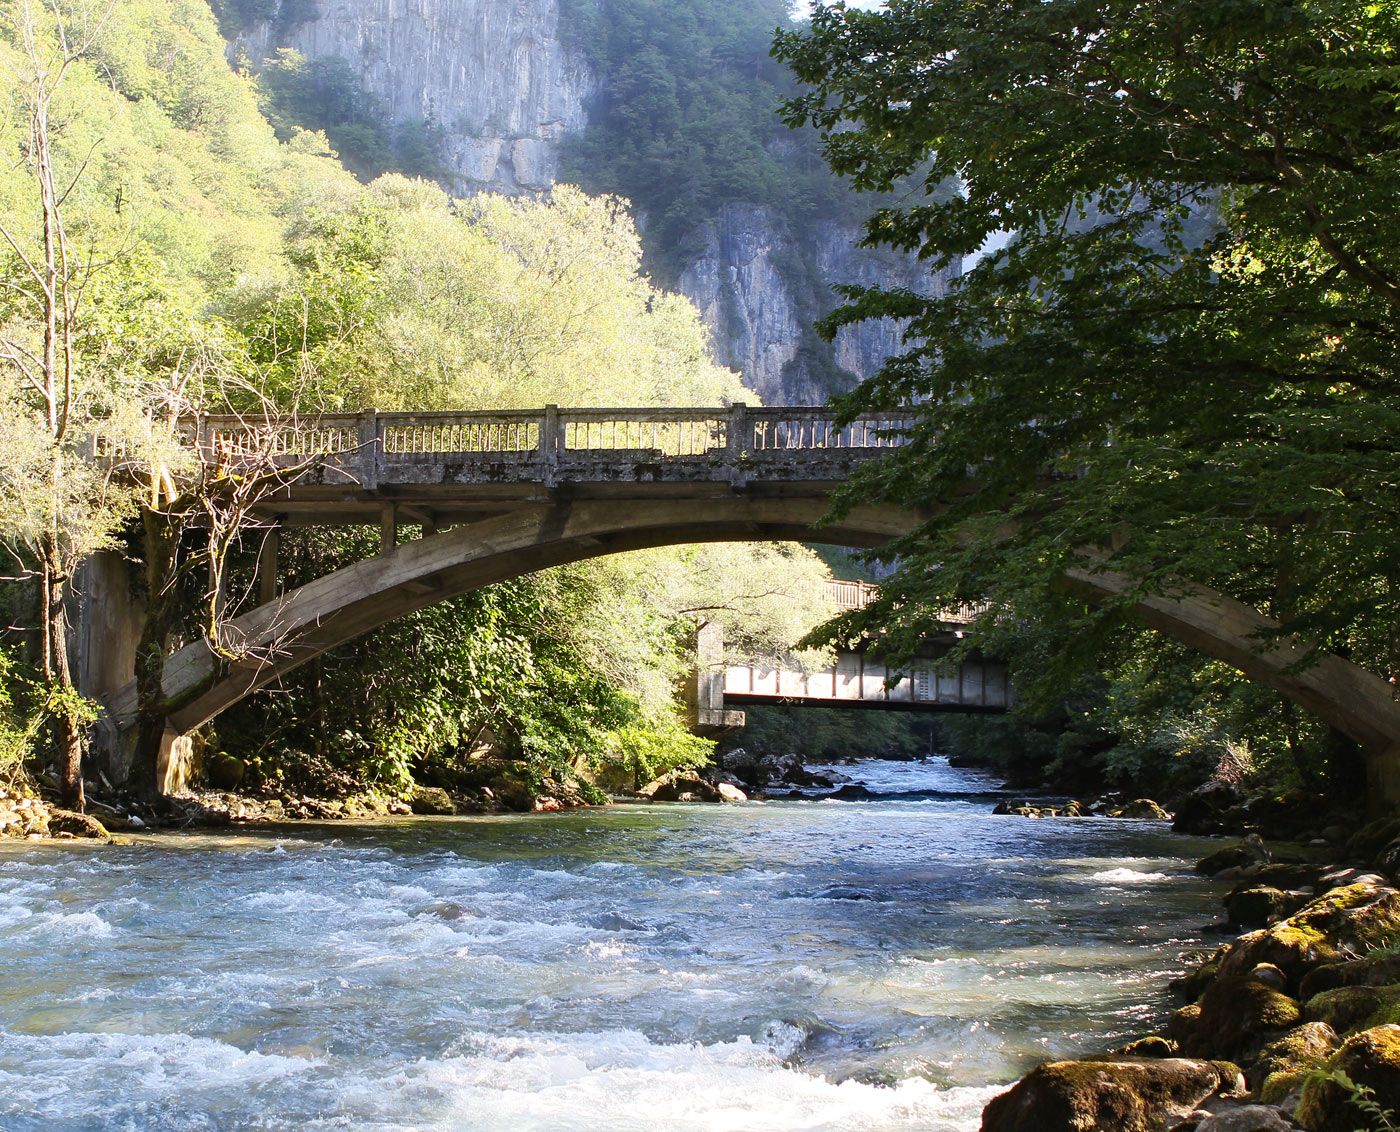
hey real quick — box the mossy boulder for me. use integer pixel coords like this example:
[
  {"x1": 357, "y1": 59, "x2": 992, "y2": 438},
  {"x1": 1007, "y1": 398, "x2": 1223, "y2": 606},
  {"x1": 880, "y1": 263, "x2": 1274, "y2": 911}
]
[
  {"x1": 979, "y1": 1058, "x2": 1242, "y2": 1132},
  {"x1": 1185, "y1": 976, "x2": 1301, "y2": 1061},
  {"x1": 1217, "y1": 884, "x2": 1400, "y2": 992},
  {"x1": 1300, "y1": 953, "x2": 1400, "y2": 1000},
  {"x1": 46, "y1": 809, "x2": 109, "y2": 840},
  {"x1": 1345, "y1": 817, "x2": 1400, "y2": 864},
  {"x1": 1113, "y1": 1036, "x2": 1176, "y2": 1058},
  {"x1": 1197, "y1": 844, "x2": 1265, "y2": 877},
  {"x1": 1296, "y1": 1024, "x2": 1400, "y2": 1132},
  {"x1": 205, "y1": 752, "x2": 245, "y2": 790},
  {"x1": 1247, "y1": 1022, "x2": 1340, "y2": 1092},
  {"x1": 1171, "y1": 950, "x2": 1225, "y2": 1002},
  {"x1": 1110, "y1": 799, "x2": 1171, "y2": 820},
  {"x1": 408, "y1": 785, "x2": 455, "y2": 815},
  {"x1": 1170, "y1": 1003, "x2": 1204, "y2": 1047},
  {"x1": 1302, "y1": 985, "x2": 1400, "y2": 1037},
  {"x1": 1224, "y1": 885, "x2": 1306, "y2": 930},
  {"x1": 485, "y1": 772, "x2": 536, "y2": 812}
]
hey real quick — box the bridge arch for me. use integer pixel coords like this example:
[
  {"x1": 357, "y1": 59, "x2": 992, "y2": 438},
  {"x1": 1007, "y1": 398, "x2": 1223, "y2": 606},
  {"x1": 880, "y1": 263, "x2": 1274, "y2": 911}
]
[{"x1": 106, "y1": 497, "x2": 914, "y2": 735}]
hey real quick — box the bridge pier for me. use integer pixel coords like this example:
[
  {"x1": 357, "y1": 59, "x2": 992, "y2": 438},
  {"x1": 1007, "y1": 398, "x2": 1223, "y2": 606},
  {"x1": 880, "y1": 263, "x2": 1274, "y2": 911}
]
[
  {"x1": 257, "y1": 527, "x2": 281, "y2": 606},
  {"x1": 684, "y1": 621, "x2": 745, "y2": 736},
  {"x1": 76, "y1": 550, "x2": 143, "y2": 784}
]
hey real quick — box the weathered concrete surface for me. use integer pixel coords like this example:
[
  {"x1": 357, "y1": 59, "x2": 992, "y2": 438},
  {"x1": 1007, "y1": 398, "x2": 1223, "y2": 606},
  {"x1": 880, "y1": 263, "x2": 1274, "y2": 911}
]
[{"x1": 104, "y1": 497, "x2": 915, "y2": 737}]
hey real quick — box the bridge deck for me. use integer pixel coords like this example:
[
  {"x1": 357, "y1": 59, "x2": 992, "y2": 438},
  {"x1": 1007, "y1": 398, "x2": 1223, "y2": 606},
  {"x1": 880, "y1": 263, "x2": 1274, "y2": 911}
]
[{"x1": 155, "y1": 405, "x2": 913, "y2": 525}]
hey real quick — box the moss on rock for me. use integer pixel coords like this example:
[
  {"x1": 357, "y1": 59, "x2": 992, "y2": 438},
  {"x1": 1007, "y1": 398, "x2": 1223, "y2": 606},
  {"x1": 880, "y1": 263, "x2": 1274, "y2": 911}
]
[
  {"x1": 1296, "y1": 1024, "x2": 1400, "y2": 1132},
  {"x1": 1301, "y1": 953, "x2": 1400, "y2": 1000},
  {"x1": 1303, "y1": 985, "x2": 1400, "y2": 1036},
  {"x1": 1187, "y1": 976, "x2": 1302, "y2": 1061},
  {"x1": 1218, "y1": 884, "x2": 1400, "y2": 991},
  {"x1": 1248, "y1": 1022, "x2": 1340, "y2": 1092},
  {"x1": 979, "y1": 1058, "x2": 1242, "y2": 1132}
]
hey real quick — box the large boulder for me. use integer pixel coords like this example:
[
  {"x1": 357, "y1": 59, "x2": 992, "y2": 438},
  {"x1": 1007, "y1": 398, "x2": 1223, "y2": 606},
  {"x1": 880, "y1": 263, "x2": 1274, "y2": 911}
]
[
  {"x1": 1225, "y1": 885, "x2": 1310, "y2": 931},
  {"x1": 1110, "y1": 798, "x2": 1171, "y2": 820},
  {"x1": 979, "y1": 1058, "x2": 1242, "y2": 1132},
  {"x1": 46, "y1": 809, "x2": 110, "y2": 840},
  {"x1": 1183, "y1": 976, "x2": 1301, "y2": 1061},
  {"x1": 1296, "y1": 1024, "x2": 1400, "y2": 1132},
  {"x1": 1197, "y1": 840, "x2": 1269, "y2": 878},
  {"x1": 639, "y1": 771, "x2": 723, "y2": 803},
  {"x1": 1217, "y1": 884, "x2": 1400, "y2": 992},
  {"x1": 1302, "y1": 985, "x2": 1400, "y2": 1037},
  {"x1": 1173, "y1": 781, "x2": 1245, "y2": 835},
  {"x1": 408, "y1": 785, "x2": 455, "y2": 815},
  {"x1": 1191, "y1": 1106, "x2": 1297, "y2": 1132},
  {"x1": 1248, "y1": 1022, "x2": 1340, "y2": 1100},
  {"x1": 1301, "y1": 953, "x2": 1400, "y2": 1000}
]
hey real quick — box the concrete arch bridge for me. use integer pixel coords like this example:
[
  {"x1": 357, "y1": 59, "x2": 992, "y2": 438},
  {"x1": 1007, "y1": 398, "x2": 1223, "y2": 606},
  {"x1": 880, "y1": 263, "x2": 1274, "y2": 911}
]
[{"x1": 80, "y1": 405, "x2": 1400, "y2": 809}]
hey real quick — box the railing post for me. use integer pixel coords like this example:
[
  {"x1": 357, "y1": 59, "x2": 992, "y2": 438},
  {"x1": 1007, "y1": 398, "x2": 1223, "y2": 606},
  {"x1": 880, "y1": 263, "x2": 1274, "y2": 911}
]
[
  {"x1": 358, "y1": 409, "x2": 380, "y2": 491},
  {"x1": 542, "y1": 405, "x2": 561, "y2": 488},
  {"x1": 726, "y1": 402, "x2": 748, "y2": 489},
  {"x1": 195, "y1": 415, "x2": 212, "y2": 466}
]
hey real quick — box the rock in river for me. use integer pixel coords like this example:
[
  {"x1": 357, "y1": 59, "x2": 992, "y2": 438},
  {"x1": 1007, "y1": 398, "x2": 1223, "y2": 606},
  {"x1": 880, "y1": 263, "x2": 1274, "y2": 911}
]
[{"x1": 979, "y1": 1057, "x2": 1243, "y2": 1132}]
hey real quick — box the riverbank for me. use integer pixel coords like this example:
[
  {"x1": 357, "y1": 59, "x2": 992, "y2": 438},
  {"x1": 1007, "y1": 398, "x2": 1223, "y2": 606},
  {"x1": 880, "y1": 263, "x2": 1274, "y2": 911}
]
[{"x1": 979, "y1": 822, "x2": 1400, "y2": 1132}]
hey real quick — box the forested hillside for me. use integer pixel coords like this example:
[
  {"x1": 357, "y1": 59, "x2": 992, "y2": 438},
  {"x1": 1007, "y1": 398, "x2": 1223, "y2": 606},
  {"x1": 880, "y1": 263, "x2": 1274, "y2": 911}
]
[
  {"x1": 0, "y1": 0, "x2": 835, "y2": 809},
  {"x1": 217, "y1": 0, "x2": 959, "y2": 404}
]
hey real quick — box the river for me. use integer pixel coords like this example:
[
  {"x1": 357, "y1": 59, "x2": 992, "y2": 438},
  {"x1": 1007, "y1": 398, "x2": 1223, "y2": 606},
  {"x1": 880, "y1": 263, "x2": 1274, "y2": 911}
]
[{"x1": 0, "y1": 757, "x2": 1222, "y2": 1132}]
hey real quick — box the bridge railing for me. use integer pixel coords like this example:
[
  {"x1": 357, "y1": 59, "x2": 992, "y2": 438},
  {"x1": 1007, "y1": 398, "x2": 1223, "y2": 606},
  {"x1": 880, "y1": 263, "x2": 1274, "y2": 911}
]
[{"x1": 183, "y1": 405, "x2": 914, "y2": 483}]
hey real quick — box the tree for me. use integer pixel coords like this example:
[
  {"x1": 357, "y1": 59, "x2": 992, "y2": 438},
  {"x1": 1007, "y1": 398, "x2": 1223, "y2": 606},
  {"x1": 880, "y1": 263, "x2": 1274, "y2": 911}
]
[
  {"x1": 0, "y1": 0, "x2": 123, "y2": 810},
  {"x1": 774, "y1": 0, "x2": 1400, "y2": 780}
]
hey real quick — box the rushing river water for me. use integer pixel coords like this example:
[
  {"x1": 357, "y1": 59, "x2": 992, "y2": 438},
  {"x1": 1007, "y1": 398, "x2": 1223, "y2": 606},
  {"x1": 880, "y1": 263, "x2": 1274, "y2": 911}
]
[{"x1": 0, "y1": 758, "x2": 1223, "y2": 1132}]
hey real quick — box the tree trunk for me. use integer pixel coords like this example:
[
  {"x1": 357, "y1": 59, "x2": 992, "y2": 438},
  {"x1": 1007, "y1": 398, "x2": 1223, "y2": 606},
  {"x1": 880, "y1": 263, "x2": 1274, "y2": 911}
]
[{"x1": 44, "y1": 570, "x2": 84, "y2": 811}]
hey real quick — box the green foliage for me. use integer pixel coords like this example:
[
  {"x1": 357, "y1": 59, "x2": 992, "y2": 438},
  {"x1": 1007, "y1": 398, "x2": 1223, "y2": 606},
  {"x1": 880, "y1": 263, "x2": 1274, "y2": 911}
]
[
  {"x1": 776, "y1": 0, "x2": 1400, "y2": 761},
  {"x1": 728, "y1": 705, "x2": 931, "y2": 762},
  {"x1": 0, "y1": 648, "x2": 44, "y2": 784},
  {"x1": 257, "y1": 49, "x2": 446, "y2": 182}
]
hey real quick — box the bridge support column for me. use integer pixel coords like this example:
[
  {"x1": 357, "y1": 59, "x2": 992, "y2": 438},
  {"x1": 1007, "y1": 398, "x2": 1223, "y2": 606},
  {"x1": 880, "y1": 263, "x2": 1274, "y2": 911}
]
[
  {"x1": 257, "y1": 527, "x2": 280, "y2": 606},
  {"x1": 379, "y1": 503, "x2": 397, "y2": 555},
  {"x1": 77, "y1": 550, "x2": 143, "y2": 783},
  {"x1": 685, "y1": 621, "x2": 744, "y2": 737}
]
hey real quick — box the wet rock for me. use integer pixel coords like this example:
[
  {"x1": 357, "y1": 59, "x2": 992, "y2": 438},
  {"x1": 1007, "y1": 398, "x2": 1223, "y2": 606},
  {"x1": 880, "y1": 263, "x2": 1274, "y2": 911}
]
[
  {"x1": 409, "y1": 786, "x2": 455, "y2": 815},
  {"x1": 46, "y1": 810, "x2": 109, "y2": 840},
  {"x1": 1248, "y1": 1022, "x2": 1340, "y2": 1093},
  {"x1": 1191, "y1": 1104, "x2": 1296, "y2": 1131},
  {"x1": 418, "y1": 901, "x2": 471, "y2": 921},
  {"x1": 1110, "y1": 799, "x2": 1171, "y2": 820},
  {"x1": 1173, "y1": 950, "x2": 1227, "y2": 1002},
  {"x1": 205, "y1": 752, "x2": 245, "y2": 790},
  {"x1": 1301, "y1": 984, "x2": 1400, "y2": 1036},
  {"x1": 1199, "y1": 842, "x2": 1270, "y2": 878},
  {"x1": 1185, "y1": 976, "x2": 1301, "y2": 1061},
  {"x1": 589, "y1": 911, "x2": 648, "y2": 932},
  {"x1": 1296, "y1": 1024, "x2": 1400, "y2": 1132},
  {"x1": 1225, "y1": 886, "x2": 1309, "y2": 930},
  {"x1": 1217, "y1": 884, "x2": 1400, "y2": 992},
  {"x1": 1171, "y1": 1004, "x2": 1205, "y2": 1046},
  {"x1": 716, "y1": 782, "x2": 748, "y2": 803},
  {"x1": 979, "y1": 1058, "x2": 1243, "y2": 1132}
]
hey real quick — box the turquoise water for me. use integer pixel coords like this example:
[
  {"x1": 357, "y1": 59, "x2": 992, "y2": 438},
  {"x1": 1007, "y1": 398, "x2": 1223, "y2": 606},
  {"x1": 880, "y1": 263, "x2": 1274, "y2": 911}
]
[{"x1": 0, "y1": 758, "x2": 1220, "y2": 1131}]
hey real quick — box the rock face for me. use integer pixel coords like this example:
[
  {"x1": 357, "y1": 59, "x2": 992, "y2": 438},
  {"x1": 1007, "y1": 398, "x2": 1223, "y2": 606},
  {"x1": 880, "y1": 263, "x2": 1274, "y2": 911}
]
[
  {"x1": 678, "y1": 205, "x2": 961, "y2": 402},
  {"x1": 232, "y1": 1, "x2": 957, "y2": 404},
  {"x1": 237, "y1": 0, "x2": 593, "y2": 193}
]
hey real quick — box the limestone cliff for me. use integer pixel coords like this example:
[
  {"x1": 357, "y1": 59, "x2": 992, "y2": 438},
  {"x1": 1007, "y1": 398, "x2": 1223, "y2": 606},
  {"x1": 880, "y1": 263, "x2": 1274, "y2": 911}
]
[
  {"x1": 237, "y1": 0, "x2": 592, "y2": 192},
  {"x1": 233, "y1": 0, "x2": 956, "y2": 403}
]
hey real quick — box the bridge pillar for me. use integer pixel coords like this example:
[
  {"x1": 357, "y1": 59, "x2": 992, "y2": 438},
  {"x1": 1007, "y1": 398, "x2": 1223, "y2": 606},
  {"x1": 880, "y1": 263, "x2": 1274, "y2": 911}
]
[
  {"x1": 379, "y1": 503, "x2": 397, "y2": 555},
  {"x1": 76, "y1": 550, "x2": 143, "y2": 783},
  {"x1": 256, "y1": 527, "x2": 280, "y2": 606},
  {"x1": 685, "y1": 621, "x2": 744, "y2": 737}
]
